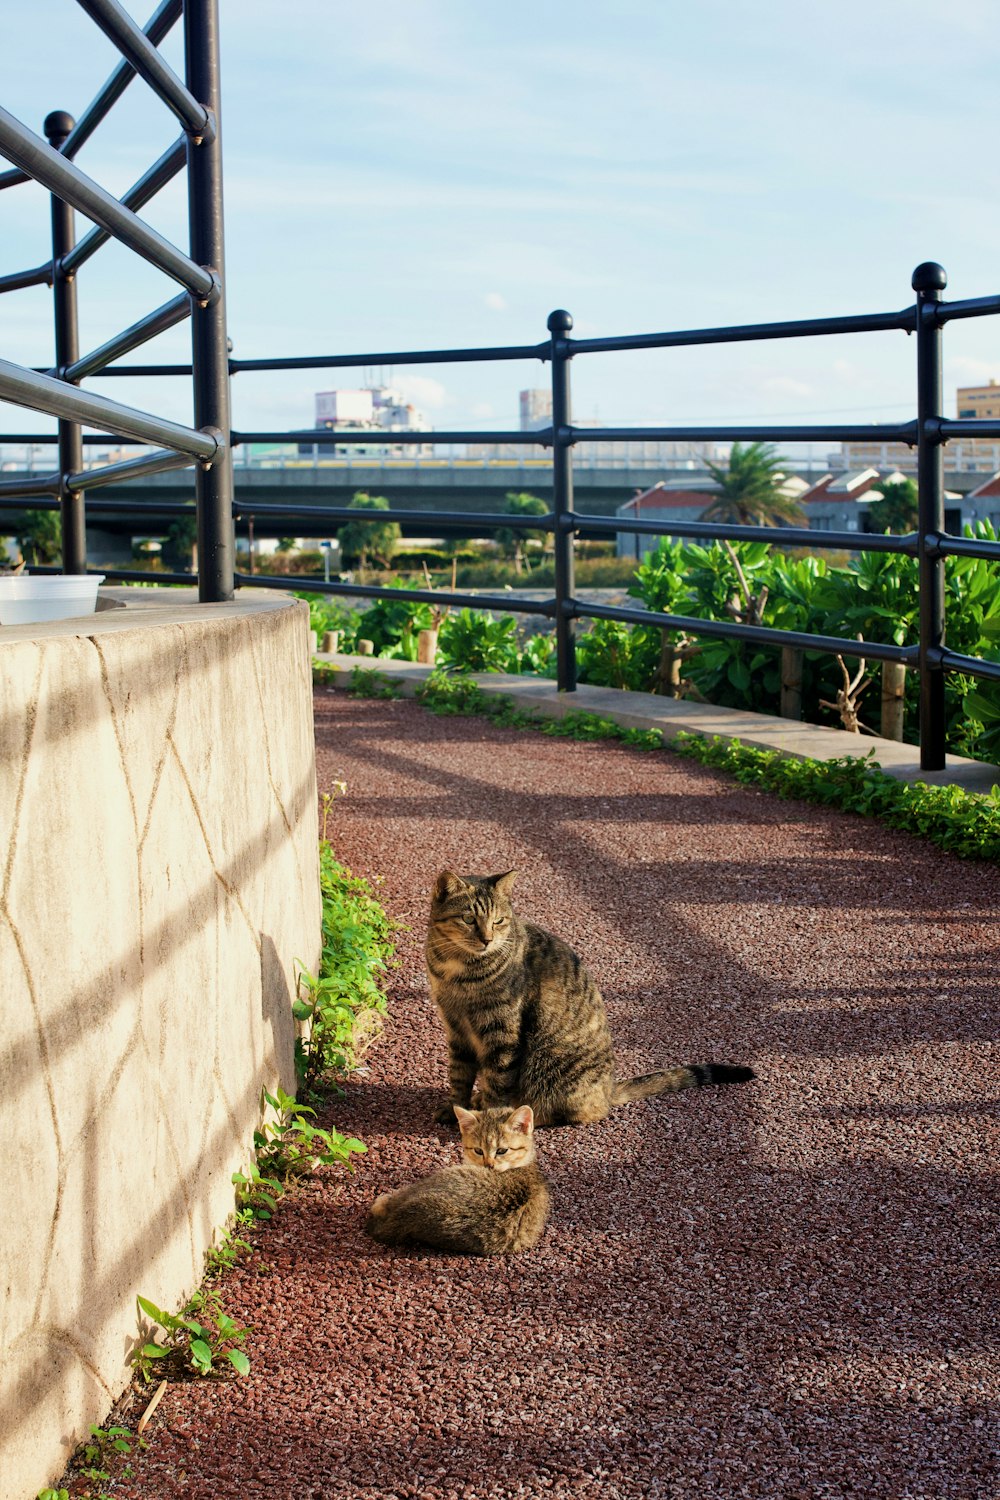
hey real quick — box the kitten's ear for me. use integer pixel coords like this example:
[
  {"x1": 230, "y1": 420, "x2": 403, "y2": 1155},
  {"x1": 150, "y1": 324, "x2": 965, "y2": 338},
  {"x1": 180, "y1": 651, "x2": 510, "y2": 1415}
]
[
  {"x1": 508, "y1": 1105, "x2": 534, "y2": 1135},
  {"x1": 453, "y1": 1104, "x2": 477, "y2": 1132},
  {"x1": 492, "y1": 870, "x2": 517, "y2": 898},
  {"x1": 433, "y1": 870, "x2": 466, "y2": 903}
]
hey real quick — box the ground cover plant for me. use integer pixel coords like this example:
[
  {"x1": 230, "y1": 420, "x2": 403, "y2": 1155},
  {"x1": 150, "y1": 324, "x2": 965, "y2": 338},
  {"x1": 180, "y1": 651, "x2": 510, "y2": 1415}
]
[
  {"x1": 308, "y1": 526, "x2": 1000, "y2": 766},
  {"x1": 411, "y1": 670, "x2": 1000, "y2": 861}
]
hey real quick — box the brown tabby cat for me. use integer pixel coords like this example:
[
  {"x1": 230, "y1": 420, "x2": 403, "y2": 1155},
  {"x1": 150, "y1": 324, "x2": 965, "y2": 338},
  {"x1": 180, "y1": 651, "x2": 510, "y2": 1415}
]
[
  {"x1": 364, "y1": 1104, "x2": 550, "y2": 1255},
  {"x1": 427, "y1": 869, "x2": 754, "y2": 1127}
]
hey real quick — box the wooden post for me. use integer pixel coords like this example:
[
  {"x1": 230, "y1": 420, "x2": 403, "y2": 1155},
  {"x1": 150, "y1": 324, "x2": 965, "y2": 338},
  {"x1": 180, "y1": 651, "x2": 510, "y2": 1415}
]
[
  {"x1": 417, "y1": 628, "x2": 439, "y2": 666},
  {"x1": 657, "y1": 633, "x2": 681, "y2": 697},
  {"x1": 322, "y1": 630, "x2": 340, "y2": 655},
  {"x1": 356, "y1": 639, "x2": 375, "y2": 656},
  {"x1": 780, "y1": 647, "x2": 803, "y2": 720},
  {"x1": 881, "y1": 662, "x2": 906, "y2": 741}
]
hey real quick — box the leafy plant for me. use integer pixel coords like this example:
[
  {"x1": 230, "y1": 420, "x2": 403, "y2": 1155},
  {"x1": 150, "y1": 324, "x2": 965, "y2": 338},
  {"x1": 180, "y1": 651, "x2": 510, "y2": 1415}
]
[
  {"x1": 204, "y1": 1224, "x2": 252, "y2": 1280},
  {"x1": 494, "y1": 491, "x2": 549, "y2": 574},
  {"x1": 355, "y1": 590, "x2": 435, "y2": 658},
  {"x1": 293, "y1": 840, "x2": 396, "y2": 1090},
  {"x1": 348, "y1": 666, "x2": 404, "y2": 698},
  {"x1": 253, "y1": 1085, "x2": 365, "y2": 1179},
  {"x1": 133, "y1": 1288, "x2": 251, "y2": 1382},
  {"x1": 702, "y1": 441, "x2": 805, "y2": 527},
  {"x1": 437, "y1": 609, "x2": 519, "y2": 672},
  {"x1": 74, "y1": 1423, "x2": 148, "y2": 1487},
  {"x1": 232, "y1": 1159, "x2": 285, "y2": 1220}
]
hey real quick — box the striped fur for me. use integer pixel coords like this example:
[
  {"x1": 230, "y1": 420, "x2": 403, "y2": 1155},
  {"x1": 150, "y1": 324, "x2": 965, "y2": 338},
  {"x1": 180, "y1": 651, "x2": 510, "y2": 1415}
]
[
  {"x1": 364, "y1": 1105, "x2": 550, "y2": 1255},
  {"x1": 427, "y1": 870, "x2": 755, "y2": 1127}
]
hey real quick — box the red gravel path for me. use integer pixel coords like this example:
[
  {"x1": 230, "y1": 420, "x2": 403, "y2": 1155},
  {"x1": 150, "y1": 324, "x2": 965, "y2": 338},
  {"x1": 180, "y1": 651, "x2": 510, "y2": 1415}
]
[{"x1": 117, "y1": 690, "x2": 998, "y2": 1500}]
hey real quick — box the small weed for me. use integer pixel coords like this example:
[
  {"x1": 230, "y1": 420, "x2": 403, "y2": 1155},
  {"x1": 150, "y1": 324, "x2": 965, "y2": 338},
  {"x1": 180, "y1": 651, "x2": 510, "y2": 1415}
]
[
  {"x1": 348, "y1": 666, "x2": 403, "y2": 699},
  {"x1": 204, "y1": 1224, "x2": 252, "y2": 1280},
  {"x1": 253, "y1": 1084, "x2": 366, "y2": 1180},
  {"x1": 133, "y1": 1287, "x2": 250, "y2": 1382},
  {"x1": 74, "y1": 1423, "x2": 148, "y2": 1486},
  {"x1": 232, "y1": 1158, "x2": 285, "y2": 1220},
  {"x1": 37, "y1": 1490, "x2": 70, "y2": 1500}
]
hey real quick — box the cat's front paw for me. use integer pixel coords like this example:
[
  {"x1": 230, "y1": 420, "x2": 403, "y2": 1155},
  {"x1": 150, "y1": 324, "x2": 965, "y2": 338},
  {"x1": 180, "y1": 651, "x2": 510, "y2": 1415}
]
[{"x1": 433, "y1": 1100, "x2": 462, "y2": 1126}]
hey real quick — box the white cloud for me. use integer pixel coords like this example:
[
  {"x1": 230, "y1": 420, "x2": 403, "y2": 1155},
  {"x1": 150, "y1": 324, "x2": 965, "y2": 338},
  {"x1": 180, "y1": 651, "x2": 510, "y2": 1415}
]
[
  {"x1": 484, "y1": 292, "x2": 507, "y2": 312},
  {"x1": 393, "y1": 375, "x2": 451, "y2": 410}
]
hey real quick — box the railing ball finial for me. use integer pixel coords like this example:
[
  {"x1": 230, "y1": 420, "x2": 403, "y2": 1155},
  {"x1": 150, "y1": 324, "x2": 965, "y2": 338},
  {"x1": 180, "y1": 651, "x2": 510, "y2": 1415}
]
[
  {"x1": 547, "y1": 309, "x2": 573, "y2": 334},
  {"x1": 912, "y1": 261, "x2": 947, "y2": 293},
  {"x1": 43, "y1": 111, "x2": 76, "y2": 146}
]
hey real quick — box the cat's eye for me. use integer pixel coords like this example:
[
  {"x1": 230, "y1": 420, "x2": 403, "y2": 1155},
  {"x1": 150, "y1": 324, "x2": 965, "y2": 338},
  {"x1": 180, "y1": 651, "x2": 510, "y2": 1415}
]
[
  {"x1": 494, "y1": 917, "x2": 508, "y2": 927},
  {"x1": 459, "y1": 916, "x2": 475, "y2": 926},
  {"x1": 496, "y1": 1147, "x2": 508, "y2": 1155},
  {"x1": 473, "y1": 1147, "x2": 483, "y2": 1155}
]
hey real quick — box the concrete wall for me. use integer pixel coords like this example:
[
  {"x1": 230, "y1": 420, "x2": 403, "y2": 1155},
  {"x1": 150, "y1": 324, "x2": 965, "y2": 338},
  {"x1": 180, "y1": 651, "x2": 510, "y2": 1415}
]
[{"x1": 0, "y1": 588, "x2": 321, "y2": 1500}]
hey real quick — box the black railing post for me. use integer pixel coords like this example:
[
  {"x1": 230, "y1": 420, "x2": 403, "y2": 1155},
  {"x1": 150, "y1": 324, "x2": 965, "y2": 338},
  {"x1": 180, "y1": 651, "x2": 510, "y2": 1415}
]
[
  {"x1": 45, "y1": 110, "x2": 86, "y2": 575},
  {"x1": 913, "y1": 261, "x2": 947, "y2": 771},
  {"x1": 184, "y1": 0, "x2": 233, "y2": 600},
  {"x1": 549, "y1": 308, "x2": 576, "y2": 691}
]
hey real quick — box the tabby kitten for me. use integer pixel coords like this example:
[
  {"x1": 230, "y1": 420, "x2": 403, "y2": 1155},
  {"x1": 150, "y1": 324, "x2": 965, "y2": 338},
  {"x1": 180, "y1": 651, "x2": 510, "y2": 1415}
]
[
  {"x1": 364, "y1": 1104, "x2": 550, "y2": 1255},
  {"x1": 427, "y1": 869, "x2": 754, "y2": 1127}
]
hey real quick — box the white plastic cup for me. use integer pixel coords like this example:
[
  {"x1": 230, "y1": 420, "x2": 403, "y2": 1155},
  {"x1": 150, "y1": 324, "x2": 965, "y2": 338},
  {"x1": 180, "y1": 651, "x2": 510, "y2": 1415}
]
[{"x1": 0, "y1": 574, "x2": 106, "y2": 626}]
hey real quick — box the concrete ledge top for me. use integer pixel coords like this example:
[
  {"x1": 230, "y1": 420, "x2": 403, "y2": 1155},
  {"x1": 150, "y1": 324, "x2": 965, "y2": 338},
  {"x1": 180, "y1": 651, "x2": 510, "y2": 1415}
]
[
  {"x1": 0, "y1": 585, "x2": 307, "y2": 646},
  {"x1": 317, "y1": 651, "x2": 1000, "y2": 795}
]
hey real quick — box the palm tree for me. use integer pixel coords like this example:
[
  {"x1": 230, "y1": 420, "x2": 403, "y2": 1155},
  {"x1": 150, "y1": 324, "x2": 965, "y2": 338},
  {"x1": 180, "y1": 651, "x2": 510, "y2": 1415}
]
[{"x1": 701, "y1": 442, "x2": 804, "y2": 527}]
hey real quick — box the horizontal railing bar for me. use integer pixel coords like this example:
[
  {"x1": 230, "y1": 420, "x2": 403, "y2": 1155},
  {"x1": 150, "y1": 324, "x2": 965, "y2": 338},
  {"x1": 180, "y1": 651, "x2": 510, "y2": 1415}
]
[
  {"x1": 63, "y1": 135, "x2": 187, "y2": 276},
  {"x1": 0, "y1": 263, "x2": 54, "y2": 296},
  {"x1": 75, "y1": 0, "x2": 210, "y2": 136},
  {"x1": 231, "y1": 342, "x2": 548, "y2": 373},
  {"x1": 231, "y1": 428, "x2": 548, "y2": 447},
  {"x1": 60, "y1": 292, "x2": 191, "y2": 382},
  {"x1": 572, "y1": 422, "x2": 917, "y2": 445},
  {"x1": 565, "y1": 307, "x2": 917, "y2": 356},
  {"x1": 938, "y1": 646, "x2": 1000, "y2": 684},
  {"x1": 0, "y1": 106, "x2": 215, "y2": 298},
  {"x1": 935, "y1": 294, "x2": 1000, "y2": 324},
  {"x1": 0, "y1": 433, "x2": 152, "y2": 444},
  {"x1": 0, "y1": 0, "x2": 182, "y2": 191},
  {"x1": 68, "y1": 448, "x2": 195, "y2": 491},
  {"x1": 0, "y1": 493, "x2": 195, "y2": 515},
  {"x1": 234, "y1": 572, "x2": 558, "y2": 615},
  {"x1": 574, "y1": 599, "x2": 918, "y2": 666},
  {"x1": 85, "y1": 363, "x2": 193, "y2": 376},
  {"x1": 230, "y1": 501, "x2": 555, "y2": 530},
  {"x1": 931, "y1": 533, "x2": 1000, "y2": 562},
  {"x1": 939, "y1": 418, "x2": 1000, "y2": 440},
  {"x1": 29, "y1": 562, "x2": 197, "y2": 584},
  {"x1": 0, "y1": 359, "x2": 220, "y2": 458},
  {"x1": 0, "y1": 474, "x2": 60, "y2": 499},
  {"x1": 585, "y1": 512, "x2": 918, "y2": 555}
]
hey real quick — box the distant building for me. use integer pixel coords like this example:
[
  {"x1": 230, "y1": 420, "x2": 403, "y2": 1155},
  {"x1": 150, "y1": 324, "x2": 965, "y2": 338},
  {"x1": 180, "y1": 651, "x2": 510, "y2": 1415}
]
[
  {"x1": 615, "y1": 467, "x2": 984, "y2": 558},
  {"x1": 519, "y1": 389, "x2": 552, "y2": 431},
  {"x1": 303, "y1": 386, "x2": 432, "y2": 457},
  {"x1": 957, "y1": 379, "x2": 1000, "y2": 420},
  {"x1": 837, "y1": 379, "x2": 1000, "y2": 475}
]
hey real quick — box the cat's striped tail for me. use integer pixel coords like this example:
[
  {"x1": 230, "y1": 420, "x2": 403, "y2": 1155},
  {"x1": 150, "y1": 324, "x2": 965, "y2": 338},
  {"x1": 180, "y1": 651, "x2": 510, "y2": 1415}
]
[{"x1": 611, "y1": 1062, "x2": 755, "y2": 1106}]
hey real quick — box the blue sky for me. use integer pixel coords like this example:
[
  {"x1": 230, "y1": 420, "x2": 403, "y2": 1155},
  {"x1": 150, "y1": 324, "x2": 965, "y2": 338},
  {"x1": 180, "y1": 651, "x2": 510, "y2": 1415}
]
[{"x1": 2, "y1": 0, "x2": 999, "y2": 450}]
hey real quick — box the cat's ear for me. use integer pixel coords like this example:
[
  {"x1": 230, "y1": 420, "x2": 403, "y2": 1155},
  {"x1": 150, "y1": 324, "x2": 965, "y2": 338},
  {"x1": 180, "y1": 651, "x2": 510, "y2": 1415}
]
[
  {"x1": 491, "y1": 870, "x2": 517, "y2": 898},
  {"x1": 453, "y1": 1104, "x2": 477, "y2": 1132},
  {"x1": 433, "y1": 870, "x2": 465, "y2": 902},
  {"x1": 508, "y1": 1105, "x2": 534, "y2": 1135}
]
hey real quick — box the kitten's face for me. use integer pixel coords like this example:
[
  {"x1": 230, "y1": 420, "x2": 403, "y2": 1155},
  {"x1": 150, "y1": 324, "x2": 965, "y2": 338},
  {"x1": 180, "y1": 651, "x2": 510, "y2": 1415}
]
[
  {"x1": 430, "y1": 870, "x2": 517, "y2": 957},
  {"x1": 453, "y1": 1104, "x2": 535, "y2": 1170}
]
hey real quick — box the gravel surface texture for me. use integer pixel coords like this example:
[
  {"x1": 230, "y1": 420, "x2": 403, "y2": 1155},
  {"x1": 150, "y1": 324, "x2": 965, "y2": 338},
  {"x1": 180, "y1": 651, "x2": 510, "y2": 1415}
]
[{"x1": 112, "y1": 690, "x2": 998, "y2": 1500}]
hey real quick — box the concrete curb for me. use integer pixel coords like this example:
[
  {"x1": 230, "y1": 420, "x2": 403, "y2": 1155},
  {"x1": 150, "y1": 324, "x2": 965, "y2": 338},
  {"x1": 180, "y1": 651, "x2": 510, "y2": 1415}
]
[{"x1": 313, "y1": 652, "x2": 1000, "y2": 795}]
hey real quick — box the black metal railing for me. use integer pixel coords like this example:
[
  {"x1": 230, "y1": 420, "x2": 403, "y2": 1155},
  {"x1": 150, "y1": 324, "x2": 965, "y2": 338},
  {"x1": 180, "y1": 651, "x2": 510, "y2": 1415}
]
[{"x1": 3, "y1": 7, "x2": 1000, "y2": 771}]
